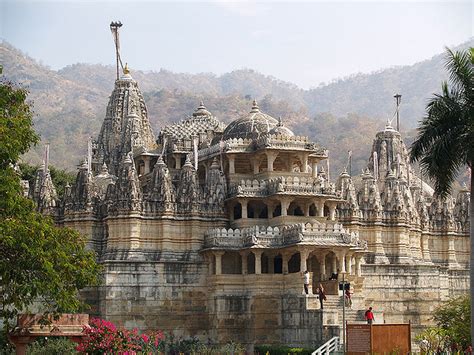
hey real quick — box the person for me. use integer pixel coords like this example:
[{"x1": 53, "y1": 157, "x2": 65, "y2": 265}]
[
  {"x1": 345, "y1": 288, "x2": 352, "y2": 308},
  {"x1": 365, "y1": 307, "x2": 375, "y2": 324},
  {"x1": 302, "y1": 270, "x2": 310, "y2": 295},
  {"x1": 318, "y1": 283, "x2": 326, "y2": 309},
  {"x1": 329, "y1": 268, "x2": 339, "y2": 280}
]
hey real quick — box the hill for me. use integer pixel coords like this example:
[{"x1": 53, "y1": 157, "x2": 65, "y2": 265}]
[{"x1": 1, "y1": 39, "x2": 472, "y2": 178}]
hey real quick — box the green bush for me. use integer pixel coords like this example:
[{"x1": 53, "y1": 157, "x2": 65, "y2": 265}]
[
  {"x1": 27, "y1": 337, "x2": 77, "y2": 355},
  {"x1": 255, "y1": 344, "x2": 313, "y2": 355}
]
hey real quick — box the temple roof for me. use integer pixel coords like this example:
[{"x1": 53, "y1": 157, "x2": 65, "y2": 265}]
[
  {"x1": 160, "y1": 102, "x2": 224, "y2": 140},
  {"x1": 220, "y1": 100, "x2": 279, "y2": 141}
]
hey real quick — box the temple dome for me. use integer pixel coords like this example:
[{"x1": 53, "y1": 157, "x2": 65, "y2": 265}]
[
  {"x1": 192, "y1": 101, "x2": 212, "y2": 117},
  {"x1": 269, "y1": 116, "x2": 294, "y2": 137},
  {"x1": 220, "y1": 100, "x2": 278, "y2": 140}
]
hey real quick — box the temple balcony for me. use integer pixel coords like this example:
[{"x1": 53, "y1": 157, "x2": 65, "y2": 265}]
[{"x1": 202, "y1": 223, "x2": 367, "y2": 251}]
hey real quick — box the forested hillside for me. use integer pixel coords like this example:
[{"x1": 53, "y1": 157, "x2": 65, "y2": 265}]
[{"x1": 1, "y1": 39, "x2": 472, "y2": 178}]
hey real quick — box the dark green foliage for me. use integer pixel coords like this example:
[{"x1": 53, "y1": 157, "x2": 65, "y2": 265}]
[
  {"x1": 0, "y1": 80, "x2": 101, "y2": 333},
  {"x1": 432, "y1": 295, "x2": 471, "y2": 350},
  {"x1": 27, "y1": 337, "x2": 77, "y2": 355},
  {"x1": 255, "y1": 344, "x2": 313, "y2": 355},
  {"x1": 416, "y1": 295, "x2": 471, "y2": 352},
  {"x1": 410, "y1": 47, "x2": 473, "y2": 198}
]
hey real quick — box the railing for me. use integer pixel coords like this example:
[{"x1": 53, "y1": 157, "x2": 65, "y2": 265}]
[{"x1": 312, "y1": 336, "x2": 341, "y2": 355}]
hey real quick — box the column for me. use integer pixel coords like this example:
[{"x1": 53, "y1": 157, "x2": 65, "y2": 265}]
[
  {"x1": 338, "y1": 251, "x2": 346, "y2": 273},
  {"x1": 267, "y1": 202, "x2": 276, "y2": 220},
  {"x1": 174, "y1": 154, "x2": 182, "y2": 169},
  {"x1": 253, "y1": 158, "x2": 260, "y2": 174},
  {"x1": 240, "y1": 251, "x2": 249, "y2": 275},
  {"x1": 312, "y1": 161, "x2": 318, "y2": 178},
  {"x1": 331, "y1": 253, "x2": 337, "y2": 274},
  {"x1": 319, "y1": 251, "x2": 328, "y2": 280},
  {"x1": 303, "y1": 203, "x2": 310, "y2": 217},
  {"x1": 214, "y1": 251, "x2": 225, "y2": 275},
  {"x1": 328, "y1": 203, "x2": 337, "y2": 221},
  {"x1": 302, "y1": 154, "x2": 308, "y2": 173},
  {"x1": 280, "y1": 198, "x2": 292, "y2": 217},
  {"x1": 266, "y1": 152, "x2": 278, "y2": 172},
  {"x1": 253, "y1": 250, "x2": 263, "y2": 274},
  {"x1": 228, "y1": 154, "x2": 235, "y2": 174},
  {"x1": 267, "y1": 253, "x2": 274, "y2": 274},
  {"x1": 317, "y1": 200, "x2": 325, "y2": 218},
  {"x1": 241, "y1": 199, "x2": 248, "y2": 219},
  {"x1": 345, "y1": 253, "x2": 353, "y2": 275},
  {"x1": 144, "y1": 158, "x2": 151, "y2": 174},
  {"x1": 355, "y1": 255, "x2": 363, "y2": 277},
  {"x1": 300, "y1": 249, "x2": 309, "y2": 272},
  {"x1": 282, "y1": 253, "x2": 290, "y2": 274}
]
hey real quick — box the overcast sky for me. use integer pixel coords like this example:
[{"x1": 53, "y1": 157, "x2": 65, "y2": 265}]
[{"x1": 1, "y1": 0, "x2": 472, "y2": 89}]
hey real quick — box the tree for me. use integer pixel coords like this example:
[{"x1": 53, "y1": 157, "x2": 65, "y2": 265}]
[
  {"x1": 0, "y1": 79, "x2": 101, "y2": 333},
  {"x1": 410, "y1": 47, "x2": 473, "y2": 346},
  {"x1": 416, "y1": 295, "x2": 470, "y2": 352}
]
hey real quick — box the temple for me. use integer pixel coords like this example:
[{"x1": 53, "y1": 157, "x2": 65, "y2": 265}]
[{"x1": 28, "y1": 66, "x2": 470, "y2": 350}]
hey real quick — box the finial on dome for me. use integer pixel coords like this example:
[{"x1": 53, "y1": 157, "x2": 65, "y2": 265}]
[
  {"x1": 101, "y1": 162, "x2": 109, "y2": 174},
  {"x1": 251, "y1": 99, "x2": 260, "y2": 113},
  {"x1": 278, "y1": 116, "x2": 283, "y2": 127},
  {"x1": 156, "y1": 155, "x2": 166, "y2": 166},
  {"x1": 183, "y1": 154, "x2": 194, "y2": 169},
  {"x1": 123, "y1": 63, "x2": 130, "y2": 75}
]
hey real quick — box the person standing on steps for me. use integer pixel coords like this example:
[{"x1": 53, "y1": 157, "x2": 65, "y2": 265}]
[
  {"x1": 365, "y1": 307, "x2": 375, "y2": 324},
  {"x1": 318, "y1": 283, "x2": 326, "y2": 309},
  {"x1": 302, "y1": 270, "x2": 310, "y2": 295}
]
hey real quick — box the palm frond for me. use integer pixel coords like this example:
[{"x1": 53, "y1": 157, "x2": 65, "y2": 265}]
[{"x1": 444, "y1": 47, "x2": 473, "y2": 100}]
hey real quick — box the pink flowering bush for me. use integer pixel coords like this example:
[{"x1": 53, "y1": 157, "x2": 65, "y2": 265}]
[{"x1": 76, "y1": 318, "x2": 164, "y2": 354}]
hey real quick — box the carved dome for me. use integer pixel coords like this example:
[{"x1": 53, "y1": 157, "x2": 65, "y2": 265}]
[
  {"x1": 192, "y1": 101, "x2": 212, "y2": 117},
  {"x1": 269, "y1": 116, "x2": 294, "y2": 137},
  {"x1": 220, "y1": 100, "x2": 278, "y2": 140}
]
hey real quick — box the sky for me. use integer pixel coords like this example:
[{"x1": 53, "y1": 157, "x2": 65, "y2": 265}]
[{"x1": 1, "y1": 0, "x2": 472, "y2": 89}]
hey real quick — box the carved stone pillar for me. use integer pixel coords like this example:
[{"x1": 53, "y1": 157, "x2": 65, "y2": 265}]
[
  {"x1": 331, "y1": 253, "x2": 337, "y2": 274},
  {"x1": 328, "y1": 202, "x2": 337, "y2": 221},
  {"x1": 317, "y1": 200, "x2": 325, "y2": 218},
  {"x1": 355, "y1": 255, "x2": 363, "y2": 277},
  {"x1": 280, "y1": 198, "x2": 293, "y2": 217},
  {"x1": 214, "y1": 251, "x2": 225, "y2": 275},
  {"x1": 240, "y1": 251, "x2": 249, "y2": 275},
  {"x1": 319, "y1": 251, "x2": 328, "y2": 280},
  {"x1": 282, "y1": 252, "x2": 290, "y2": 274},
  {"x1": 228, "y1": 154, "x2": 235, "y2": 174},
  {"x1": 345, "y1": 253, "x2": 353, "y2": 275},
  {"x1": 267, "y1": 202, "x2": 276, "y2": 220},
  {"x1": 302, "y1": 155, "x2": 309, "y2": 173},
  {"x1": 303, "y1": 203, "x2": 310, "y2": 217},
  {"x1": 144, "y1": 158, "x2": 151, "y2": 174},
  {"x1": 300, "y1": 249, "x2": 309, "y2": 272},
  {"x1": 252, "y1": 157, "x2": 260, "y2": 174},
  {"x1": 253, "y1": 250, "x2": 263, "y2": 274},
  {"x1": 267, "y1": 253, "x2": 274, "y2": 274},
  {"x1": 266, "y1": 152, "x2": 278, "y2": 172},
  {"x1": 447, "y1": 235, "x2": 458, "y2": 268},
  {"x1": 421, "y1": 233, "x2": 431, "y2": 263},
  {"x1": 338, "y1": 251, "x2": 346, "y2": 273},
  {"x1": 241, "y1": 199, "x2": 248, "y2": 219},
  {"x1": 312, "y1": 162, "x2": 318, "y2": 178},
  {"x1": 174, "y1": 154, "x2": 182, "y2": 169}
]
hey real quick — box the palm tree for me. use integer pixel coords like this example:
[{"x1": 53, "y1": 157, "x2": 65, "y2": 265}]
[{"x1": 410, "y1": 47, "x2": 473, "y2": 347}]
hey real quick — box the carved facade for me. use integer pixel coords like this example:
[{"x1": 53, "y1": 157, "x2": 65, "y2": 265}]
[{"x1": 28, "y1": 70, "x2": 470, "y2": 350}]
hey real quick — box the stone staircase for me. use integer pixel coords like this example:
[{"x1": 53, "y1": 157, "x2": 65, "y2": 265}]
[{"x1": 305, "y1": 293, "x2": 367, "y2": 324}]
